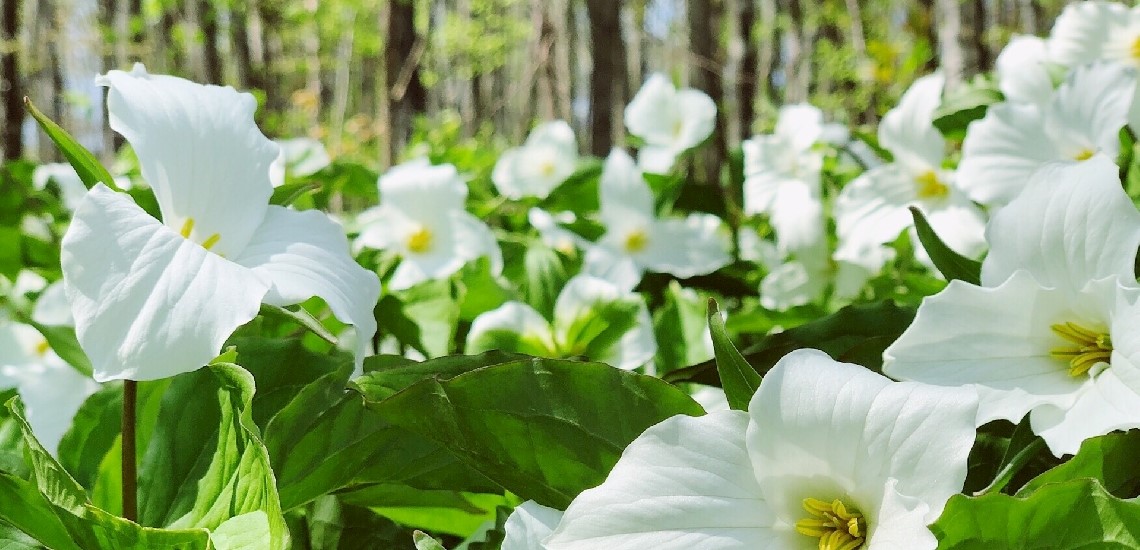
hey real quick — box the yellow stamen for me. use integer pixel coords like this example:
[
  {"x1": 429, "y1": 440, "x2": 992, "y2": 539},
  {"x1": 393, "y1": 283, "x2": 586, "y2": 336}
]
[
  {"x1": 1050, "y1": 321, "x2": 1113, "y2": 377},
  {"x1": 672, "y1": 119, "x2": 685, "y2": 138},
  {"x1": 623, "y1": 229, "x2": 649, "y2": 253},
  {"x1": 407, "y1": 226, "x2": 433, "y2": 254},
  {"x1": 34, "y1": 339, "x2": 50, "y2": 357},
  {"x1": 914, "y1": 170, "x2": 949, "y2": 199},
  {"x1": 1073, "y1": 148, "x2": 1095, "y2": 161},
  {"x1": 179, "y1": 218, "x2": 195, "y2": 239},
  {"x1": 1132, "y1": 36, "x2": 1140, "y2": 60},
  {"x1": 538, "y1": 160, "x2": 557, "y2": 177},
  {"x1": 201, "y1": 233, "x2": 221, "y2": 250},
  {"x1": 795, "y1": 497, "x2": 867, "y2": 550}
]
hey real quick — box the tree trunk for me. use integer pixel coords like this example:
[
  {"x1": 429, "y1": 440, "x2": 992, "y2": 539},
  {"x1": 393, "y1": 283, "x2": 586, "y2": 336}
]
[
  {"x1": 231, "y1": 2, "x2": 255, "y2": 90},
  {"x1": 689, "y1": 0, "x2": 728, "y2": 183},
  {"x1": 1, "y1": 0, "x2": 22, "y2": 161},
  {"x1": 738, "y1": 0, "x2": 758, "y2": 139},
  {"x1": 199, "y1": 0, "x2": 222, "y2": 84},
  {"x1": 385, "y1": 0, "x2": 427, "y2": 161},
  {"x1": 584, "y1": 0, "x2": 625, "y2": 156}
]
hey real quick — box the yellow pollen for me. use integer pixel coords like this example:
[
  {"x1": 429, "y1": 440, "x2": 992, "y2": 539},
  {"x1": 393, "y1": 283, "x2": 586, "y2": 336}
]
[
  {"x1": 672, "y1": 119, "x2": 685, "y2": 138},
  {"x1": 1074, "y1": 148, "x2": 1095, "y2": 161},
  {"x1": 1132, "y1": 36, "x2": 1140, "y2": 60},
  {"x1": 538, "y1": 160, "x2": 557, "y2": 178},
  {"x1": 795, "y1": 497, "x2": 867, "y2": 550},
  {"x1": 179, "y1": 218, "x2": 195, "y2": 239},
  {"x1": 1051, "y1": 321, "x2": 1113, "y2": 377},
  {"x1": 407, "y1": 226, "x2": 433, "y2": 254},
  {"x1": 624, "y1": 229, "x2": 649, "y2": 253},
  {"x1": 914, "y1": 170, "x2": 949, "y2": 199},
  {"x1": 34, "y1": 339, "x2": 50, "y2": 357},
  {"x1": 201, "y1": 233, "x2": 221, "y2": 250}
]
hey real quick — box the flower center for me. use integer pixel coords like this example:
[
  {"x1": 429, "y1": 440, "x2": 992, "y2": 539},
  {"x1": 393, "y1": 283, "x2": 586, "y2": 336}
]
[
  {"x1": 1051, "y1": 321, "x2": 1112, "y2": 377},
  {"x1": 795, "y1": 497, "x2": 867, "y2": 550},
  {"x1": 623, "y1": 229, "x2": 649, "y2": 253},
  {"x1": 1131, "y1": 35, "x2": 1140, "y2": 60},
  {"x1": 672, "y1": 118, "x2": 685, "y2": 139},
  {"x1": 179, "y1": 218, "x2": 221, "y2": 251},
  {"x1": 34, "y1": 339, "x2": 50, "y2": 357},
  {"x1": 914, "y1": 170, "x2": 949, "y2": 199},
  {"x1": 1073, "y1": 148, "x2": 1095, "y2": 161},
  {"x1": 406, "y1": 226, "x2": 434, "y2": 254},
  {"x1": 538, "y1": 159, "x2": 557, "y2": 178}
]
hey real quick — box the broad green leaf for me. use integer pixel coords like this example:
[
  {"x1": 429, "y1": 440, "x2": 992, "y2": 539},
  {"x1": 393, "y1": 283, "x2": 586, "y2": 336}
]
[
  {"x1": 0, "y1": 520, "x2": 43, "y2": 549},
  {"x1": 707, "y1": 298, "x2": 760, "y2": 411},
  {"x1": 560, "y1": 298, "x2": 642, "y2": 359},
  {"x1": 1017, "y1": 431, "x2": 1140, "y2": 498},
  {"x1": 354, "y1": 351, "x2": 526, "y2": 402},
  {"x1": 521, "y1": 241, "x2": 567, "y2": 319},
  {"x1": 933, "y1": 478, "x2": 1140, "y2": 548},
  {"x1": 467, "y1": 329, "x2": 557, "y2": 358},
  {"x1": 359, "y1": 357, "x2": 704, "y2": 509},
  {"x1": 20, "y1": 320, "x2": 93, "y2": 377},
  {"x1": 258, "y1": 304, "x2": 338, "y2": 346},
  {"x1": 0, "y1": 227, "x2": 21, "y2": 280},
  {"x1": 457, "y1": 257, "x2": 512, "y2": 322},
  {"x1": 57, "y1": 383, "x2": 121, "y2": 491},
  {"x1": 297, "y1": 496, "x2": 415, "y2": 550},
  {"x1": 378, "y1": 281, "x2": 460, "y2": 358},
  {"x1": 931, "y1": 75, "x2": 1003, "y2": 140},
  {"x1": 652, "y1": 282, "x2": 713, "y2": 374},
  {"x1": 909, "y1": 207, "x2": 982, "y2": 285},
  {"x1": 414, "y1": 531, "x2": 448, "y2": 550},
  {"x1": 209, "y1": 511, "x2": 272, "y2": 550},
  {"x1": 666, "y1": 300, "x2": 915, "y2": 385},
  {"x1": 0, "y1": 389, "x2": 27, "y2": 479},
  {"x1": 24, "y1": 99, "x2": 120, "y2": 192},
  {"x1": 339, "y1": 484, "x2": 503, "y2": 536},
  {"x1": 269, "y1": 182, "x2": 321, "y2": 207}
]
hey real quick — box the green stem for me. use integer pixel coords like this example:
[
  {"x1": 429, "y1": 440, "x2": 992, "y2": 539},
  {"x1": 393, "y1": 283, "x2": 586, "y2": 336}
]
[
  {"x1": 974, "y1": 438, "x2": 1047, "y2": 496},
  {"x1": 122, "y1": 380, "x2": 137, "y2": 521}
]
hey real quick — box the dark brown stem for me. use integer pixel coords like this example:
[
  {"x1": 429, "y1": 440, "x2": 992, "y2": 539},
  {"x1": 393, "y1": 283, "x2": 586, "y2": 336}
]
[{"x1": 122, "y1": 380, "x2": 137, "y2": 522}]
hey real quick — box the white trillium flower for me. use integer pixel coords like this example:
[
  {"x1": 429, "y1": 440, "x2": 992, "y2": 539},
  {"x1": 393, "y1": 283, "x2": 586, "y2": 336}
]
[
  {"x1": 357, "y1": 159, "x2": 503, "y2": 291},
  {"x1": 759, "y1": 241, "x2": 871, "y2": 312},
  {"x1": 957, "y1": 62, "x2": 1134, "y2": 207},
  {"x1": 624, "y1": 74, "x2": 717, "y2": 173},
  {"x1": 884, "y1": 156, "x2": 1140, "y2": 456},
  {"x1": 61, "y1": 64, "x2": 380, "y2": 382},
  {"x1": 527, "y1": 208, "x2": 588, "y2": 255},
  {"x1": 502, "y1": 501, "x2": 564, "y2": 550},
  {"x1": 0, "y1": 282, "x2": 100, "y2": 454},
  {"x1": 32, "y1": 163, "x2": 132, "y2": 212},
  {"x1": 1049, "y1": 1, "x2": 1140, "y2": 69},
  {"x1": 465, "y1": 275, "x2": 656, "y2": 371},
  {"x1": 742, "y1": 104, "x2": 832, "y2": 254},
  {"x1": 493, "y1": 121, "x2": 579, "y2": 199},
  {"x1": 835, "y1": 73, "x2": 986, "y2": 272},
  {"x1": 995, "y1": 35, "x2": 1056, "y2": 107},
  {"x1": 269, "y1": 137, "x2": 331, "y2": 186},
  {"x1": 544, "y1": 349, "x2": 978, "y2": 550},
  {"x1": 582, "y1": 150, "x2": 731, "y2": 292}
]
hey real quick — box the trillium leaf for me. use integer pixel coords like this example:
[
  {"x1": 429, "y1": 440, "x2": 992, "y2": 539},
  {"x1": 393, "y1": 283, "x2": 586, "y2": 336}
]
[
  {"x1": 909, "y1": 206, "x2": 982, "y2": 284},
  {"x1": 258, "y1": 304, "x2": 338, "y2": 346},
  {"x1": 353, "y1": 350, "x2": 527, "y2": 403},
  {"x1": 358, "y1": 357, "x2": 704, "y2": 509},
  {"x1": 930, "y1": 75, "x2": 1003, "y2": 140},
  {"x1": 0, "y1": 397, "x2": 212, "y2": 549},
  {"x1": 23, "y1": 98, "x2": 120, "y2": 192},
  {"x1": 521, "y1": 241, "x2": 568, "y2": 320},
  {"x1": 933, "y1": 478, "x2": 1140, "y2": 549},
  {"x1": 268, "y1": 181, "x2": 321, "y2": 207},
  {"x1": 1016, "y1": 431, "x2": 1140, "y2": 498},
  {"x1": 20, "y1": 320, "x2": 93, "y2": 378},
  {"x1": 652, "y1": 282, "x2": 712, "y2": 374},
  {"x1": 56, "y1": 384, "x2": 122, "y2": 492},
  {"x1": 707, "y1": 298, "x2": 760, "y2": 411},
  {"x1": 413, "y1": 531, "x2": 448, "y2": 550}
]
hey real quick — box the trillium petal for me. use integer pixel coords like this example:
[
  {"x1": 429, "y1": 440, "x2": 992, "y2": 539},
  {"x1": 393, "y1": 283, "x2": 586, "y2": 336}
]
[
  {"x1": 624, "y1": 73, "x2": 679, "y2": 144},
  {"x1": 774, "y1": 104, "x2": 825, "y2": 151},
  {"x1": 674, "y1": 89, "x2": 717, "y2": 150},
  {"x1": 636, "y1": 145, "x2": 679, "y2": 174},
  {"x1": 528, "y1": 208, "x2": 588, "y2": 254},
  {"x1": 455, "y1": 213, "x2": 504, "y2": 276},
  {"x1": 378, "y1": 159, "x2": 468, "y2": 217},
  {"x1": 750, "y1": 349, "x2": 976, "y2": 529},
  {"x1": 1030, "y1": 368, "x2": 1140, "y2": 457},
  {"x1": 98, "y1": 64, "x2": 276, "y2": 258},
  {"x1": 834, "y1": 165, "x2": 915, "y2": 258},
  {"x1": 920, "y1": 200, "x2": 987, "y2": 264},
  {"x1": 503, "y1": 501, "x2": 563, "y2": 550},
  {"x1": 61, "y1": 185, "x2": 269, "y2": 381},
  {"x1": 0, "y1": 338, "x2": 100, "y2": 456},
  {"x1": 996, "y1": 35, "x2": 1054, "y2": 106},
  {"x1": 492, "y1": 121, "x2": 578, "y2": 200},
  {"x1": 863, "y1": 480, "x2": 938, "y2": 550},
  {"x1": 956, "y1": 103, "x2": 1057, "y2": 206},
  {"x1": 759, "y1": 260, "x2": 826, "y2": 311},
  {"x1": 981, "y1": 155, "x2": 1140, "y2": 288},
  {"x1": 1048, "y1": 1, "x2": 1122, "y2": 66},
  {"x1": 1045, "y1": 62, "x2": 1134, "y2": 158},
  {"x1": 581, "y1": 245, "x2": 644, "y2": 293},
  {"x1": 878, "y1": 73, "x2": 945, "y2": 169},
  {"x1": 884, "y1": 272, "x2": 1087, "y2": 424},
  {"x1": 31, "y1": 281, "x2": 73, "y2": 326},
  {"x1": 546, "y1": 411, "x2": 787, "y2": 550},
  {"x1": 551, "y1": 275, "x2": 656, "y2": 370},
  {"x1": 466, "y1": 302, "x2": 557, "y2": 357},
  {"x1": 635, "y1": 215, "x2": 731, "y2": 278},
  {"x1": 599, "y1": 149, "x2": 655, "y2": 223},
  {"x1": 232, "y1": 206, "x2": 380, "y2": 368},
  {"x1": 32, "y1": 163, "x2": 89, "y2": 211}
]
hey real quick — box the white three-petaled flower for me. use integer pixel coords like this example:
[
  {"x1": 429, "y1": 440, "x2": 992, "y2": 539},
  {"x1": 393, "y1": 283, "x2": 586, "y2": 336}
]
[
  {"x1": 493, "y1": 120, "x2": 579, "y2": 200},
  {"x1": 582, "y1": 150, "x2": 731, "y2": 292},
  {"x1": 543, "y1": 349, "x2": 978, "y2": 550},
  {"x1": 1049, "y1": 1, "x2": 1140, "y2": 70},
  {"x1": 61, "y1": 64, "x2": 380, "y2": 381},
  {"x1": 356, "y1": 159, "x2": 503, "y2": 291},
  {"x1": 884, "y1": 155, "x2": 1140, "y2": 456},
  {"x1": 624, "y1": 74, "x2": 717, "y2": 173}
]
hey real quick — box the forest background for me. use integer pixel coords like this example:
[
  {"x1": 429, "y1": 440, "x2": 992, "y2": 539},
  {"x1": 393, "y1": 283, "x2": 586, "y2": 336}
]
[{"x1": 0, "y1": 0, "x2": 1075, "y2": 171}]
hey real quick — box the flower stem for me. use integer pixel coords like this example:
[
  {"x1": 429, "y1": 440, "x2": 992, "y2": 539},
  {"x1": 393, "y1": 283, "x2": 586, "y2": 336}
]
[
  {"x1": 974, "y1": 438, "x2": 1047, "y2": 496},
  {"x1": 122, "y1": 380, "x2": 137, "y2": 521}
]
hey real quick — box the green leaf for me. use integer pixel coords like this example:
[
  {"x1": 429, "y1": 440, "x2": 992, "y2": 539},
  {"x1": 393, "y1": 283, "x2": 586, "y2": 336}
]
[
  {"x1": 57, "y1": 384, "x2": 122, "y2": 491},
  {"x1": 414, "y1": 531, "x2": 449, "y2": 550},
  {"x1": 909, "y1": 207, "x2": 982, "y2": 285},
  {"x1": 209, "y1": 511, "x2": 272, "y2": 550},
  {"x1": 21, "y1": 321, "x2": 94, "y2": 377},
  {"x1": 652, "y1": 282, "x2": 714, "y2": 374},
  {"x1": 707, "y1": 299, "x2": 761, "y2": 411},
  {"x1": 378, "y1": 281, "x2": 461, "y2": 358},
  {"x1": 931, "y1": 75, "x2": 1003, "y2": 140},
  {"x1": 456, "y1": 257, "x2": 512, "y2": 322},
  {"x1": 258, "y1": 304, "x2": 338, "y2": 346},
  {"x1": 269, "y1": 182, "x2": 321, "y2": 207},
  {"x1": 1017, "y1": 431, "x2": 1140, "y2": 498},
  {"x1": 933, "y1": 478, "x2": 1140, "y2": 548},
  {"x1": 666, "y1": 301, "x2": 916, "y2": 386},
  {"x1": 358, "y1": 357, "x2": 704, "y2": 509},
  {"x1": 354, "y1": 350, "x2": 528, "y2": 402},
  {"x1": 23, "y1": 99, "x2": 120, "y2": 192},
  {"x1": 521, "y1": 241, "x2": 567, "y2": 319},
  {"x1": 559, "y1": 298, "x2": 642, "y2": 359}
]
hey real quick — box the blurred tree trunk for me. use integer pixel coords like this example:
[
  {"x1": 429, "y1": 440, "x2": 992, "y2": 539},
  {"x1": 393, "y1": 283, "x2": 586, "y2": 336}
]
[
  {"x1": 199, "y1": 0, "x2": 222, "y2": 84},
  {"x1": 584, "y1": 0, "x2": 625, "y2": 156},
  {"x1": 757, "y1": 0, "x2": 777, "y2": 105},
  {"x1": 258, "y1": 1, "x2": 286, "y2": 114},
  {"x1": 231, "y1": 2, "x2": 256, "y2": 90},
  {"x1": 737, "y1": 0, "x2": 758, "y2": 139},
  {"x1": 550, "y1": 0, "x2": 573, "y2": 123},
  {"x1": 330, "y1": 8, "x2": 356, "y2": 154},
  {"x1": 1, "y1": 0, "x2": 21, "y2": 161},
  {"x1": 689, "y1": 0, "x2": 728, "y2": 183},
  {"x1": 386, "y1": 0, "x2": 427, "y2": 161}
]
